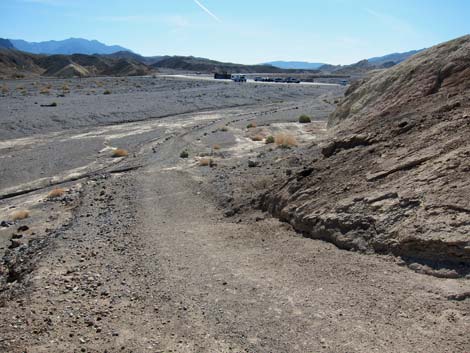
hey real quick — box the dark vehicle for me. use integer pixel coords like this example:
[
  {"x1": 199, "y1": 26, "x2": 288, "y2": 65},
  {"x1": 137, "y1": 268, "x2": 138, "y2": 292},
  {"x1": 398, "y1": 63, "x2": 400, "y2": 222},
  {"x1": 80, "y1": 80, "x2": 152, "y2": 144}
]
[
  {"x1": 286, "y1": 77, "x2": 301, "y2": 83},
  {"x1": 339, "y1": 79, "x2": 349, "y2": 86},
  {"x1": 254, "y1": 76, "x2": 263, "y2": 82},
  {"x1": 214, "y1": 72, "x2": 231, "y2": 79},
  {"x1": 274, "y1": 77, "x2": 284, "y2": 83}
]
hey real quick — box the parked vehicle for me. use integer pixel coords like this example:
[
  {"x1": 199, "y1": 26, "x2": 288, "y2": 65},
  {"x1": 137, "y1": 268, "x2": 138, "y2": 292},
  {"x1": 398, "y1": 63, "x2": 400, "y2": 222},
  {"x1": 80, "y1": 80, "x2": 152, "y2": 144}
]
[
  {"x1": 254, "y1": 76, "x2": 263, "y2": 82},
  {"x1": 285, "y1": 77, "x2": 301, "y2": 83},
  {"x1": 339, "y1": 79, "x2": 349, "y2": 86},
  {"x1": 274, "y1": 77, "x2": 284, "y2": 83},
  {"x1": 214, "y1": 72, "x2": 231, "y2": 79},
  {"x1": 231, "y1": 74, "x2": 247, "y2": 82}
]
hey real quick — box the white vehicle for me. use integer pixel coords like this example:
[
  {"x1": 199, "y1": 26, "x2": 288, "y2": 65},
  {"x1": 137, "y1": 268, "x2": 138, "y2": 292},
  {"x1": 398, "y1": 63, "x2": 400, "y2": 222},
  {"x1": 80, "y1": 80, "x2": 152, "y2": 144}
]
[{"x1": 231, "y1": 74, "x2": 247, "y2": 82}]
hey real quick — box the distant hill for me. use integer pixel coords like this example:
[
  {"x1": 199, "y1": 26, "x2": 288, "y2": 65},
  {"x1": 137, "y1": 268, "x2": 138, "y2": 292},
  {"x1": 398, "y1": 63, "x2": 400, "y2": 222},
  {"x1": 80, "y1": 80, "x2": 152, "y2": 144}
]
[
  {"x1": 0, "y1": 38, "x2": 14, "y2": 49},
  {"x1": 0, "y1": 48, "x2": 152, "y2": 78},
  {"x1": 8, "y1": 38, "x2": 130, "y2": 55},
  {"x1": 263, "y1": 61, "x2": 326, "y2": 70},
  {"x1": 368, "y1": 49, "x2": 424, "y2": 66},
  {"x1": 152, "y1": 56, "x2": 304, "y2": 74},
  {"x1": 319, "y1": 49, "x2": 424, "y2": 75},
  {"x1": 104, "y1": 51, "x2": 165, "y2": 66}
]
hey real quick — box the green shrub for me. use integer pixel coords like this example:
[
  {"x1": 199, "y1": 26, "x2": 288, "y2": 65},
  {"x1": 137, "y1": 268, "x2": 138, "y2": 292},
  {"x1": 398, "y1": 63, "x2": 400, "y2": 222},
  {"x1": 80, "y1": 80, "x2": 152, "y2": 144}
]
[
  {"x1": 265, "y1": 135, "x2": 275, "y2": 144},
  {"x1": 180, "y1": 150, "x2": 189, "y2": 158},
  {"x1": 246, "y1": 122, "x2": 257, "y2": 129},
  {"x1": 299, "y1": 115, "x2": 312, "y2": 123},
  {"x1": 103, "y1": 90, "x2": 111, "y2": 95}
]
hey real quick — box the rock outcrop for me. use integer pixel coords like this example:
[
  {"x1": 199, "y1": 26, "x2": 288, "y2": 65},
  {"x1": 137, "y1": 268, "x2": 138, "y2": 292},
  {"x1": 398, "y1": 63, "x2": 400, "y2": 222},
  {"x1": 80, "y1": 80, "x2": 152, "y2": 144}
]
[{"x1": 262, "y1": 35, "x2": 470, "y2": 276}]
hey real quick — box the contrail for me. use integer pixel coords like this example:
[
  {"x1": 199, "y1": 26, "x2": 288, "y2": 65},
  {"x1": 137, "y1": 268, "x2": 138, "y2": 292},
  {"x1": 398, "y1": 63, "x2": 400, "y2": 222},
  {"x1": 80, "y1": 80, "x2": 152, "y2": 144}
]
[{"x1": 193, "y1": 0, "x2": 221, "y2": 22}]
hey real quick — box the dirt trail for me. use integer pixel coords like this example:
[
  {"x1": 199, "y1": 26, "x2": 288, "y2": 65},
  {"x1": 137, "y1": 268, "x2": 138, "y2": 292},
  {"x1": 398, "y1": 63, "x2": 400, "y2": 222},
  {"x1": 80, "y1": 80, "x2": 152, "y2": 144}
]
[{"x1": 1, "y1": 113, "x2": 469, "y2": 352}]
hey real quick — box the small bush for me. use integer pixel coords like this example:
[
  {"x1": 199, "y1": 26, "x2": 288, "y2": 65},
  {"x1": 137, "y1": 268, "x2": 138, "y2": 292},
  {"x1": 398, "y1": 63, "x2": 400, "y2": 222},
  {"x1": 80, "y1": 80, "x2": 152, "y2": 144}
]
[
  {"x1": 220, "y1": 126, "x2": 229, "y2": 132},
  {"x1": 112, "y1": 148, "x2": 129, "y2": 157},
  {"x1": 212, "y1": 144, "x2": 221, "y2": 150},
  {"x1": 40, "y1": 87, "x2": 50, "y2": 95},
  {"x1": 299, "y1": 115, "x2": 312, "y2": 123},
  {"x1": 180, "y1": 150, "x2": 189, "y2": 158},
  {"x1": 1, "y1": 85, "x2": 8, "y2": 94},
  {"x1": 251, "y1": 134, "x2": 264, "y2": 142},
  {"x1": 246, "y1": 122, "x2": 257, "y2": 129},
  {"x1": 48, "y1": 188, "x2": 66, "y2": 198},
  {"x1": 10, "y1": 210, "x2": 29, "y2": 221},
  {"x1": 275, "y1": 133, "x2": 297, "y2": 148},
  {"x1": 103, "y1": 90, "x2": 111, "y2": 95},
  {"x1": 50, "y1": 102, "x2": 57, "y2": 107},
  {"x1": 62, "y1": 84, "x2": 70, "y2": 92},
  {"x1": 265, "y1": 135, "x2": 275, "y2": 144},
  {"x1": 199, "y1": 158, "x2": 213, "y2": 166}
]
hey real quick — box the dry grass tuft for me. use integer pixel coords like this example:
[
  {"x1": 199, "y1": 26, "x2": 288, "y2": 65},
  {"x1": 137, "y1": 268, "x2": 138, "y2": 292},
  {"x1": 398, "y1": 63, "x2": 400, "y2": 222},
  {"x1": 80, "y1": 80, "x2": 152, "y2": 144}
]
[
  {"x1": 10, "y1": 210, "x2": 30, "y2": 221},
  {"x1": 275, "y1": 133, "x2": 298, "y2": 148},
  {"x1": 112, "y1": 148, "x2": 129, "y2": 158},
  {"x1": 48, "y1": 188, "x2": 66, "y2": 198},
  {"x1": 212, "y1": 144, "x2": 221, "y2": 150},
  {"x1": 40, "y1": 87, "x2": 50, "y2": 95},
  {"x1": 1, "y1": 85, "x2": 8, "y2": 94},
  {"x1": 251, "y1": 134, "x2": 264, "y2": 142},
  {"x1": 199, "y1": 158, "x2": 213, "y2": 167}
]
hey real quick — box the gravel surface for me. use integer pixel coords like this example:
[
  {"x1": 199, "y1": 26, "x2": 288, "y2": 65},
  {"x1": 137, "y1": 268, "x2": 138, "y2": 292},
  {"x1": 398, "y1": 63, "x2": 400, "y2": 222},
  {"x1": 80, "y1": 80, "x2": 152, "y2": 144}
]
[{"x1": 0, "y1": 76, "x2": 469, "y2": 352}]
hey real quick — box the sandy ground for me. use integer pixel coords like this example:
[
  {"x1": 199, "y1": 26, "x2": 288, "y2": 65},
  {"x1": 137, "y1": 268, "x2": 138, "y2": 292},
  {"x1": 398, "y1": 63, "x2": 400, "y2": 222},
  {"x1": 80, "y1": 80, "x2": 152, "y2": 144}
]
[{"x1": 0, "y1": 76, "x2": 469, "y2": 352}]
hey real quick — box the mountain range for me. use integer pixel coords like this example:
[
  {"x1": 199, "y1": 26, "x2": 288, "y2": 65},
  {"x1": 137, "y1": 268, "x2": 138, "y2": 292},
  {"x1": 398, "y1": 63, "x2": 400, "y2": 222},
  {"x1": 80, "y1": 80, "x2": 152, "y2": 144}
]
[
  {"x1": 0, "y1": 37, "x2": 426, "y2": 78},
  {"x1": 6, "y1": 38, "x2": 130, "y2": 55}
]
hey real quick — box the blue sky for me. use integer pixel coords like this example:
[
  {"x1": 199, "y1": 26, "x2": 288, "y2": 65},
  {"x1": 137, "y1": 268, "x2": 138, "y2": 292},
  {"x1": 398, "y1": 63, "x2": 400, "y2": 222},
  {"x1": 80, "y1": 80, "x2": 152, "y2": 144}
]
[{"x1": 1, "y1": 0, "x2": 469, "y2": 64}]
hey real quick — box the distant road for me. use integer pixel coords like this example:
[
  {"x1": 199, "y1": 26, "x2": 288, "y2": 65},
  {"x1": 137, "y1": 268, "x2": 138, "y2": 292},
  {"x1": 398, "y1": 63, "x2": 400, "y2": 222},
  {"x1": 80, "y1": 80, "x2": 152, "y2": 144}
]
[{"x1": 156, "y1": 74, "x2": 341, "y2": 87}]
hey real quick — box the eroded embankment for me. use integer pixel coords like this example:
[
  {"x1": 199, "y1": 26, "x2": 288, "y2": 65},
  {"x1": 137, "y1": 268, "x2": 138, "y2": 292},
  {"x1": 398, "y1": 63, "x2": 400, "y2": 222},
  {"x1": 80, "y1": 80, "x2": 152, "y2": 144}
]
[{"x1": 261, "y1": 35, "x2": 470, "y2": 277}]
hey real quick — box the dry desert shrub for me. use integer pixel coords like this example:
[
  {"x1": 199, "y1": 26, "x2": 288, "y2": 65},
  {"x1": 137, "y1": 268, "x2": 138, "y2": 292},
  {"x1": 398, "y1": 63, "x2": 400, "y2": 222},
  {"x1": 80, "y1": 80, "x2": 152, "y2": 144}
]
[
  {"x1": 199, "y1": 157, "x2": 214, "y2": 166},
  {"x1": 40, "y1": 87, "x2": 50, "y2": 95},
  {"x1": 1, "y1": 85, "x2": 9, "y2": 94},
  {"x1": 62, "y1": 84, "x2": 70, "y2": 92},
  {"x1": 112, "y1": 148, "x2": 129, "y2": 157},
  {"x1": 275, "y1": 133, "x2": 297, "y2": 148},
  {"x1": 251, "y1": 134, "x2": 264, "y2": 142},
  {"x1": 247, "y1": 122, "x2": 257, "y2": 129},
  {"x1": 10, "y1": 210, "x2": 29, "y2": 221},
  {"x1": 48, "y1": 188, "x2": 66, "y2": 198},
  {"x1": 212, "y1": 144, "x2": 221, "y2": 150}
]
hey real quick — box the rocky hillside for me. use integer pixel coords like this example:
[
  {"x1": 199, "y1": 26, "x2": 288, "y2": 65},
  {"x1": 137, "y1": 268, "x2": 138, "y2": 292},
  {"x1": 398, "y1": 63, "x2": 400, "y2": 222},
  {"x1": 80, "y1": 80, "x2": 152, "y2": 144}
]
[
  {"x1": 0, "y1": 49, "x2": 152, "y2": 78},
  {"x1": 262, "y1": 35, "x2": 470, "y2": 277},
  {"x1": 152, "y1": 56, "x2": 299, "y2": 74}
]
